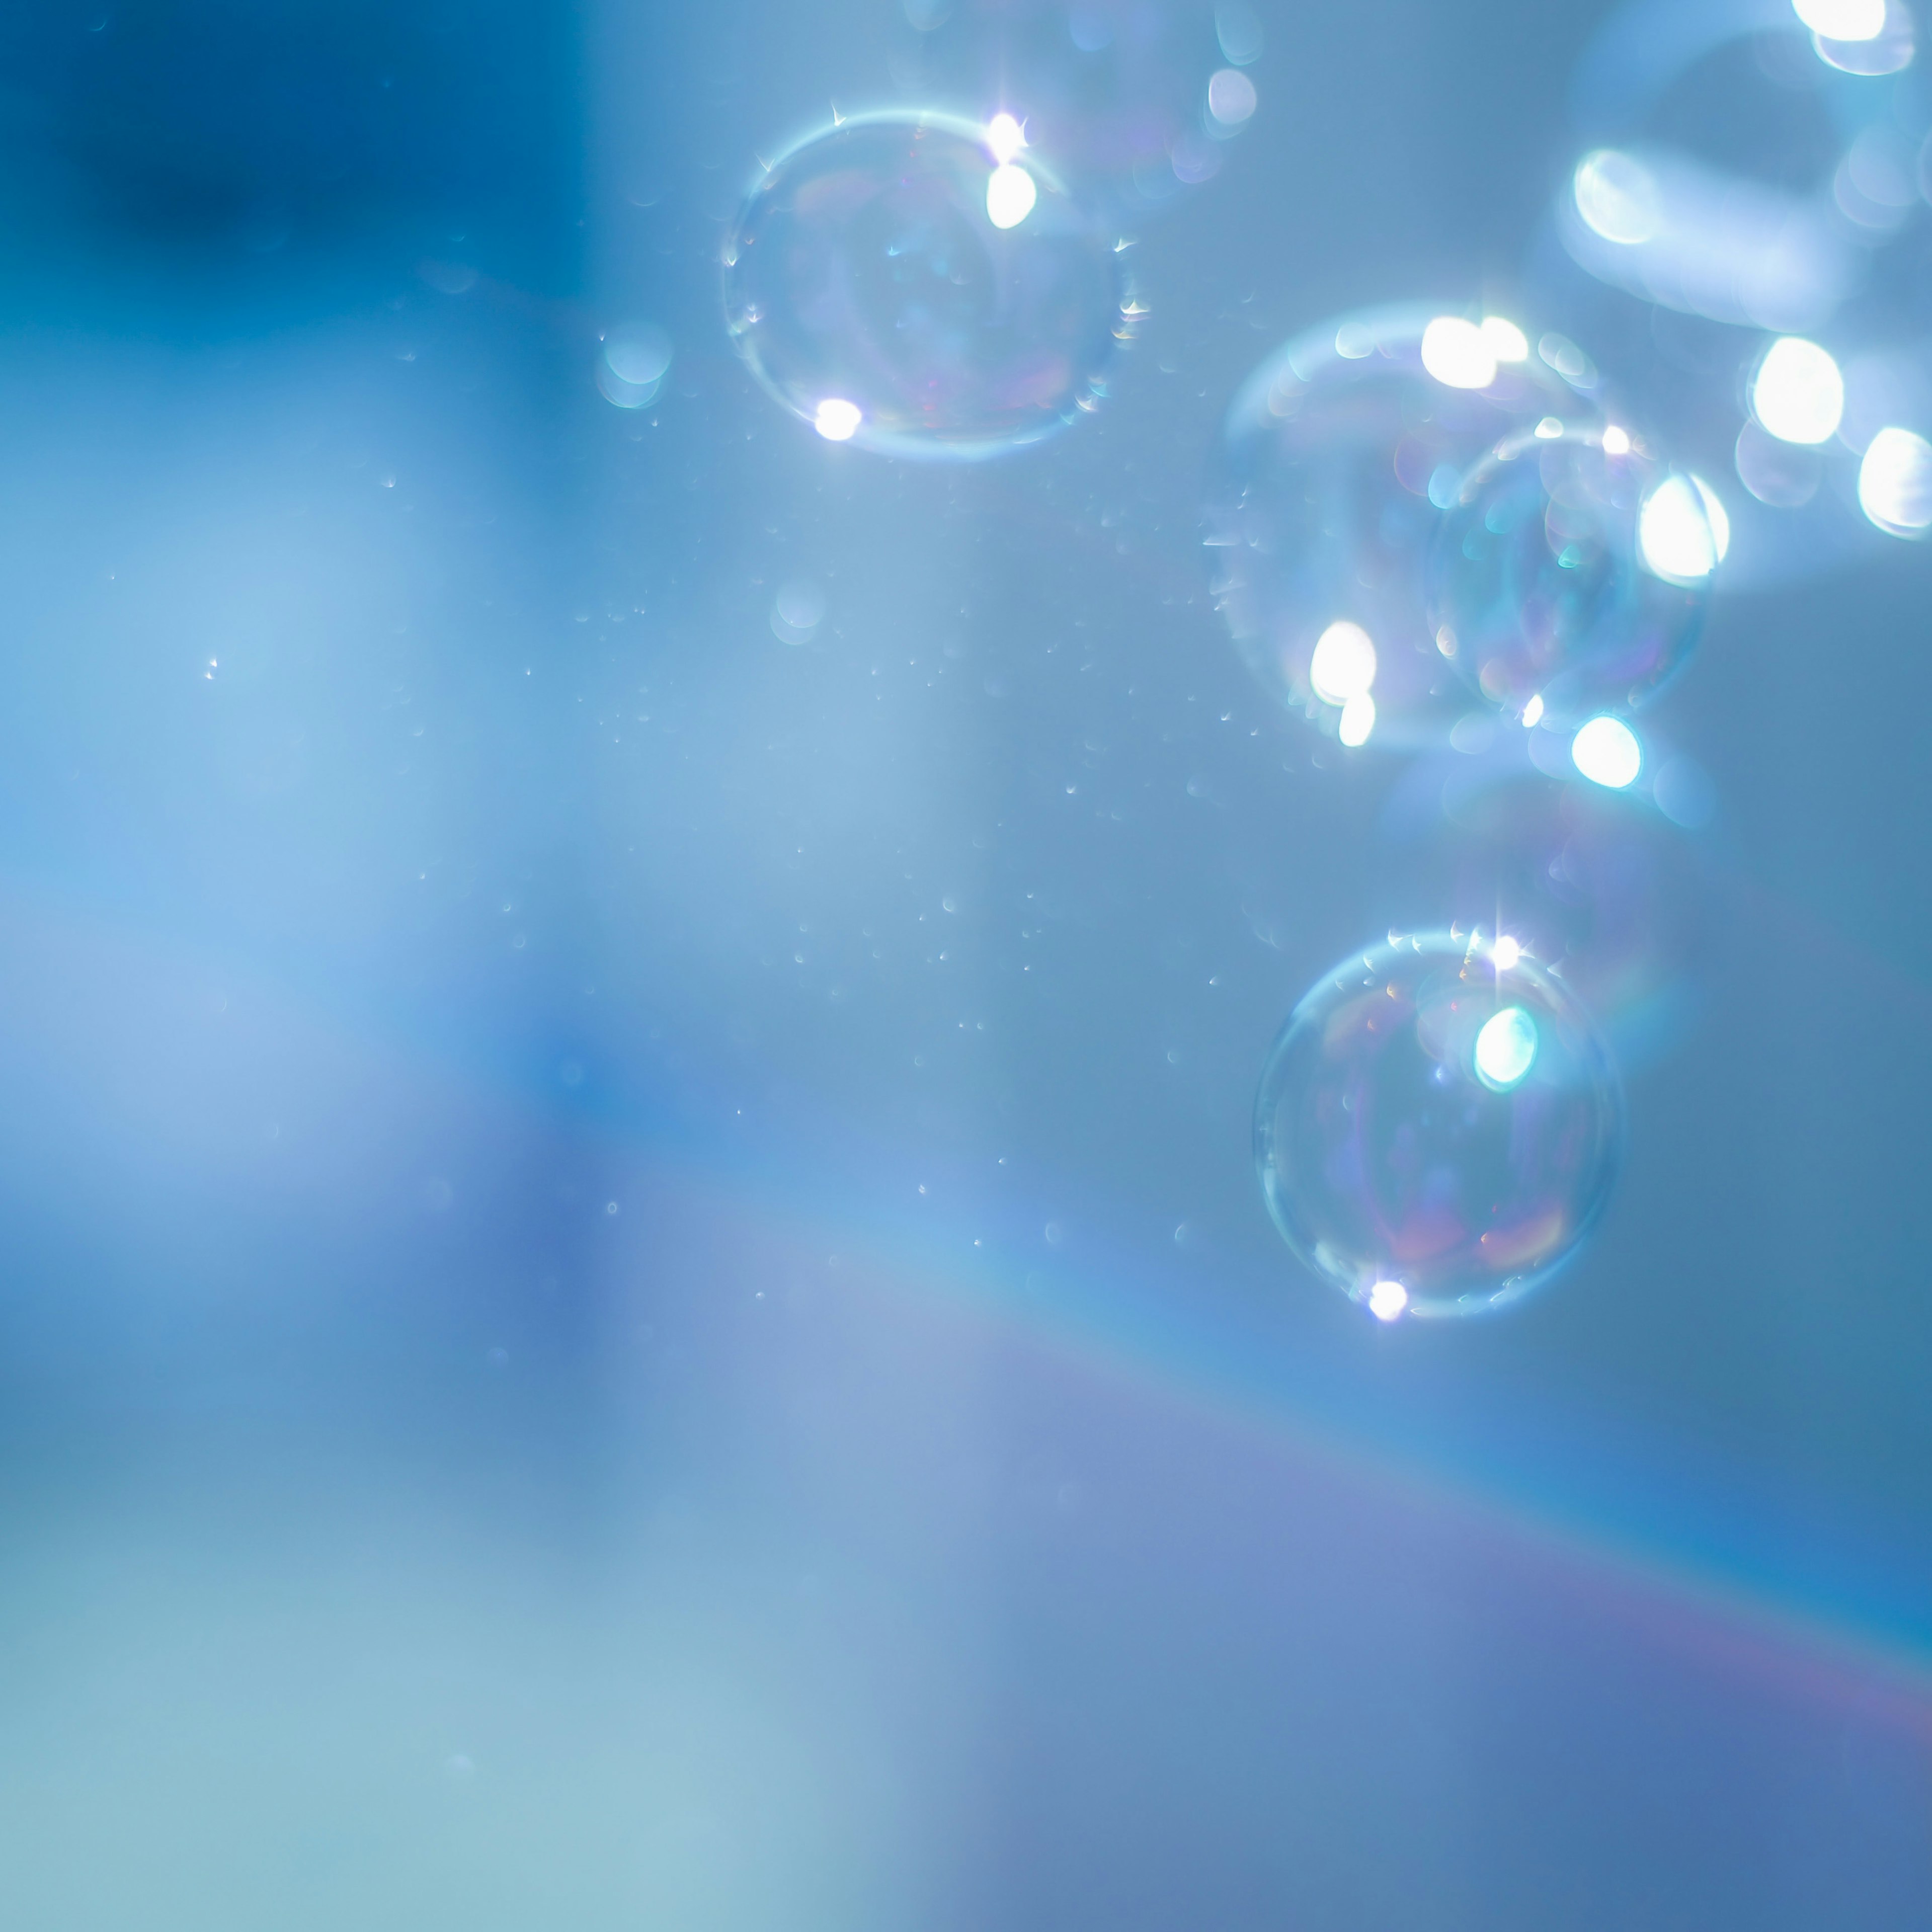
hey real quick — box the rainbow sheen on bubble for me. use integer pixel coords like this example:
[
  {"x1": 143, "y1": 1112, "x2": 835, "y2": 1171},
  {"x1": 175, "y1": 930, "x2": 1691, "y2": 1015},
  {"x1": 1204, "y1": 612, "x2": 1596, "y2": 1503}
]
[
  {"x1": 1428, "y1": 425, "x2": 1714, "y2": 727},
  {"x1": 1254, "y1": 931, "x2": 1623, "y2": 1318},
  {"x1": 724, "y1": 112, "x2": 1131, "y2": 459},
  {"x1": 1204, "y1": 305, "x2": 1600, "y2": 751}
]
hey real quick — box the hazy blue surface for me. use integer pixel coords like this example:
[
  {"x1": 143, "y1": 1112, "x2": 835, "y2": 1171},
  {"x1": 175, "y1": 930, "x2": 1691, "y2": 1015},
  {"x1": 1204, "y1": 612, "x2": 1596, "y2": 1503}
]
[{"x1": 1, "y1": 2, "x2": 1928, "y2": 1925}]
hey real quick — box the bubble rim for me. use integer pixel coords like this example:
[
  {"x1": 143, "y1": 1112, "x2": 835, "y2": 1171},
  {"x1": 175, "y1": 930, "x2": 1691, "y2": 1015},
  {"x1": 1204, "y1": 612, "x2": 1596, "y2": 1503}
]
[
  {"x1": 1252, "y1": 927, "x2": 1627, "y2": 1321},
  {"x1": 721, "y1": 107, "x2": 1135, "y2": 463}
]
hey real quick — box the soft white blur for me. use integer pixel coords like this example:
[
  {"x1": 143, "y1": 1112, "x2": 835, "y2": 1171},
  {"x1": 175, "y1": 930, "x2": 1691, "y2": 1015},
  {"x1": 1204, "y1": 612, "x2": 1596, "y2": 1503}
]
[
  {"x1": 1419, "y1": 316, "x2": 1496, "y2": 390},
  {"x1": 1572, "y1": 716, "x2": 1643, "y2": 789},
  {"x1": 1858, "y1": 427, "x2": 1932, "y2": 535},
  {"x1": 1309, "y1": 620, "x2": 1377, "y2": 704},
  {"x1": 1753, "y1": 338, "x2": 1844, "y2": 446}
]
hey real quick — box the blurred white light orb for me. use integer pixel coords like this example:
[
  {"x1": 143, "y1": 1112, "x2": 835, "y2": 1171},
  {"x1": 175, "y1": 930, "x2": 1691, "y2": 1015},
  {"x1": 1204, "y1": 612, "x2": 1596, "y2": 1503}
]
[
  {"x1": 1571, "y1": 716, "x2": 1642, "y2": 789},
  {"x1": 1639, "y1": 473, "x2": 1722, "y2": 583},
  {"x1": 727, "y1": 113, "x2": 1126, "y2": 458},
  {"x1": 1255, "y1": 932, "x2": 1623, "y2": 1318},
  {"x1": 986, "y1": 161, "x2": 1038, "y2": 228},
  {"x1": 1309, "y1": 620, "x2": 1377, "y2": 703},
  {"x1": 1752, "y1": 338, "x2": 1844, "y2": 445},
  {"x1": 1338, "y1": 692, "x2": 1377, "y2": 746},
  {"x1": 986, "y1": 112, "x2": 1025, "y2": 163},
  {"x1": 1367, "y1": 1280, "x2": 1409, "y2": 1322},
  {"x1": 1858, "y1": 427, "x2": 1932, "y2": 535},
  {"x1": 814, "y1": 398, "x2": 862, "y2": 440},
  {"x1": 1481, "y1": 316, "x2": 1530, "y2": 363},
  {"x1": 1573, "y1": 150, "x2": 1659, "y2": 246},
  {"x1": 1794, "y1": 0, "x2": 1885, "y2": 38},
  {"x1": 1420, "y1": 316, "x2": 1497, "y2": 390},
  {"x1": 1600, "y1": 424, "x2": 1631, "y2": 456},
  {"x1": 1492, "y1": 935, "x2": 1523, "y2": 972},
  {"x1": 1521, "y1": 693, "x2": 1545, "y2": 728},
  {"x1": 1475, "y1": 1006, "x2": 1540, "y2": 1092},
  {"x1": 1207, "y1": 68, "x2": 1258, "y2": 127}
]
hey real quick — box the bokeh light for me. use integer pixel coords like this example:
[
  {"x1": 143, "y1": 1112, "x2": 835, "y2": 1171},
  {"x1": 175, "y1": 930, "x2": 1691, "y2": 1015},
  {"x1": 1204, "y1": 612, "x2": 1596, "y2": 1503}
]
[
  {"x1": 1857, "y1": 426, "x2": 1932, "y2": 536},
  {"x1": 1205, "y1": 304, "x2": 1600, "y2": 751},
  {"x1": 1572, "y1": 716, "x2": 1643, "y2": 790},
  {"x1": 1752, "y1": 338, "x2": 1845, "y2": 446},
  {"x1": 1429, "y1": 425, "x2": 1713, "y2": 727},
  {"x1": 1254, "y1": 932, "x2": 1624, "y2": 1319},
  {"x1": 725, "y1": 112, "x2": 1130, "y2": 459}
]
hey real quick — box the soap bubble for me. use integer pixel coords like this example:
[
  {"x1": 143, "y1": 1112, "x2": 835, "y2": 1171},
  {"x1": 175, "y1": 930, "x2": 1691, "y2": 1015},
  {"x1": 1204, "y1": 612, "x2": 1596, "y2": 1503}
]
[
  {"x1": 891, "y1": 0, "x2": 1251, "y2": 222},
  {"x1": 725, "y1": 112, "x2": 1132, "y2": 460},
  {"x1": 1204, "y1": 304, "x2": 1600, "y2": 751},
  {"x1": 1254, "y1": 931, "x2": 1623, "y2": 1319},
  {"x1": 1428, "y1": 424, "x2": 1714, "y2": 728}
]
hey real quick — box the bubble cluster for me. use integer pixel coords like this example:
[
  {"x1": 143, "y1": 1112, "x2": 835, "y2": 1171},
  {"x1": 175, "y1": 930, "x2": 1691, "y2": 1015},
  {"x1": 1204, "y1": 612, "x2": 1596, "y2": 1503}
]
[
  {"x1": 1428, "y1": 425, "x2": 1717, "y2": 727},
  {"x1": 1204, "y1": 306, "x2": 1599, "y2": 750},
  {"x1": 1254, "y1": 932, "x2": 1624, "y2": 1319},
  {"x1": 725, "y1": 112, "x2": 1131, "y2": 459}
]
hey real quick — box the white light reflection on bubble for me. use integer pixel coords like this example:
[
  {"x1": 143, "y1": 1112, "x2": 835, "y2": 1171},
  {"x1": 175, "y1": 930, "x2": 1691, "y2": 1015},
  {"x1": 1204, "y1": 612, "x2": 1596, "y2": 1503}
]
[
  {"x1": 1207, "y1": 68, "x2": 1258, "y2": 127},
  {"x1": 1309, "y1": 620, "x2": 1377, "y2": 704},
  {"x1": 1858, "y1": 427, "x2": 1932, "y2": 535},
  {"x1": 986, "y1": 113, "x2": 1025, "y2": 165},
  {"x1": 1638, "y1": 473, "x2": 1721, "y2": 583},
  {"x1": 1521, "y1": 693, "x2": 1546, "y2": 728},
  {"x1": 1419, "y1": 316, "x2": 1496, "y2": 390},
  {"x1": 1367, "y1": 1279, "x2": 1409, "y2": 1322},
  {"x1": 814, "y1": 398, "x2": 862, "y2": 441},
  {"x1": 1338, "y1": 693, "x2": 1377, "y2": 746},
  {"x1": 1572, "y1": 716, "x2": 1642, "y2": 789},
  {"x1": 1795, "y1": 0, "x2": 1885, "y2": 36},
  {"x1": 1753, "y1": 338, "x2": 1844, "y2": 445},
  {"x1": 986, "y1": 162, "x2": 1037, "y2": 229},
  {"x1": 1475, "y1": 1007, "x2": 1539, "y2": 1092},
  {"x1": 1492, "y1": 935, "x2": 1522, "y2": 972},
  {"x1": 1481, "y1": 316, "x2": 1530, "y2": 363},
  {"x1": 1601, "y1": 425, "x2": 1631, "y2": 455},
  {"x1": 1574, "y1": 149, "x2": 1659, "y2": 245}
]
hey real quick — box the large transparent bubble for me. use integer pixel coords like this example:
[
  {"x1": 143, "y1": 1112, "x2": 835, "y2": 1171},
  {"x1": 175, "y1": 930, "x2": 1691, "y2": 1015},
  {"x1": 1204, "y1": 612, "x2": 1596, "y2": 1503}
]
[
  {"x1": 1428, "y1": 424, "x2": 1717, "y2": 727},
  {"x1": 1203, "y1": 305, "x2": 1601, "y2": 752},
  {"x1": 1255, "y1": 931, "x2": 1624, "y2": 1320},
  {"x1": 724, "y1": 112, "x2": 1132, "y2": 460},
  {"x1": 890, "y1": 0, "x2": 1259, "y2": 223}
]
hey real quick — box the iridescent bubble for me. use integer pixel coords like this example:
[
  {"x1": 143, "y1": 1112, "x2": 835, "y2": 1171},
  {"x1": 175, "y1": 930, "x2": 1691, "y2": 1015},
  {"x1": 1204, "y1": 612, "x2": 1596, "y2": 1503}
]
[
  {"x1": 725, "y1": 112, "x2": 1131, "y2": 460},
  {"x1": 1428, "y1": 424, "x2": 1715, "y2": 727},
  {"x1": 1204, "y1": 305, "x2": 1601, "y2": 751},
  {"x1": 1254, "y1": 931, "x2": 1623, "y2": 1319}
]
